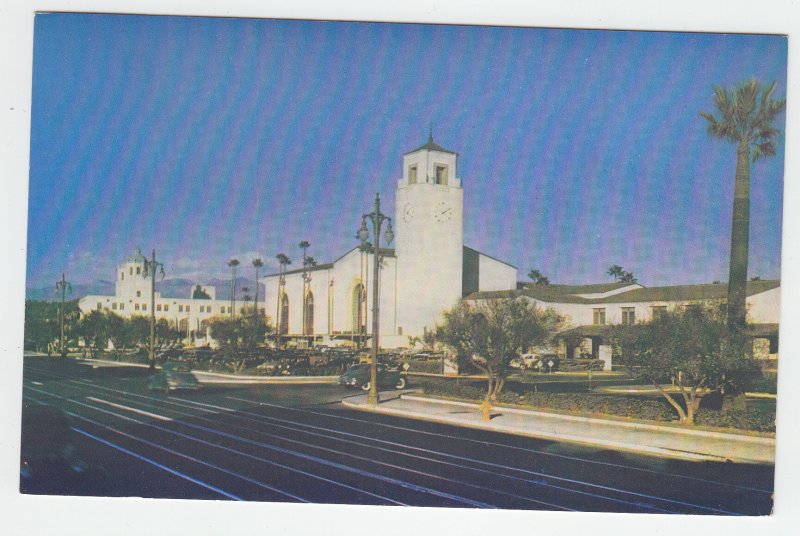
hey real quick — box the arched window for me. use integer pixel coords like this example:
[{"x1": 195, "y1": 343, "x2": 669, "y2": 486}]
[
  {"x1": 304, "y1": 292, "x2": 314, "y2": 335},
  {"x1": 352, "y1": 283, "x2": 365, "y2": 334},
  {"x1": 280, "y1": 293, "x2": 289, "y2": 335}
]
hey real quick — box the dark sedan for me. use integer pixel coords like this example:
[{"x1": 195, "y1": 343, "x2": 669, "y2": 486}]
[{"x1": 338, "y1": 363, "x2": 407, "y2": 391}]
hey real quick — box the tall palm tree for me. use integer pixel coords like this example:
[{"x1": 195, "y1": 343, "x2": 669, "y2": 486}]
[
  {"x1": 299, "y1": 241, "x2": 311, "y2": 338},
  {"x1": 275, "y1": 253, "x2": 291, "y2": 346},
  {"x1": 607, "y1": 265, "x2": 624, "y2": 281},
  {"x1": 252, "y1": 258, "x2": 263, "y2": 318},
  {"x1": 227, "y1": 258, "x2": 240, "y2": 320},
  {"x1": 700, "y1": 79, "x2": 785, "y2": 333}
]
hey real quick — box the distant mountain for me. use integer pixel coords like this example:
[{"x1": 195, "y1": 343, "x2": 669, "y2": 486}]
[
  {"x1": 26, "y1": 280, "x2": 115, "y2": 301},
  {"x1": 26, "y1": 277, "x2": 265, "y2": 302}
]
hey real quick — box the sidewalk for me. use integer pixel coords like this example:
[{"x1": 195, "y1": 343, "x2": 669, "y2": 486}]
[{"x1": 342, "y1": 392, "x2": 775, "y2": 464}]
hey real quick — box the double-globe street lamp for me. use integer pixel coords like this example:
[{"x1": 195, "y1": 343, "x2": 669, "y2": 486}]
[
  {"x1": 142, "y1": 249, "x2": 165, "y2": 372},
  {"x1": 357, "y1": 192, "x2": 394, "y2": 406},
  {"x1": 54, "y1": 273, "x2": 72, "y2": 357}
]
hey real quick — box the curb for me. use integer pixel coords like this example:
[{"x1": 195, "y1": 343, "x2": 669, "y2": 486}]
[
  {"x1": 340, "y1": 397, "x2": 741, "y2": 463},
  {"x1": 401, "y1": 395, "x2": 775, "y2": 445},
  {"x1": 192, "y1": 371, "x2": 338, "y2": 384},
  {"x1": 71, "y1": 358, "x2": 338, "y2": 384}
]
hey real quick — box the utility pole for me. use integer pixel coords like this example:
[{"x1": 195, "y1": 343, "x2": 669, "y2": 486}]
[
  {"x1": 143, "y1": 249, "x2": 165, "y2": 372},
  {"x1": 54, "y1": 273, "x2": 71, "y2": 357}
]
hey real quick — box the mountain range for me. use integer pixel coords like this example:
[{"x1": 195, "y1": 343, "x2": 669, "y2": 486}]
[{"x1": 26, "y1": 277, "x2": 266, "y2": 302}]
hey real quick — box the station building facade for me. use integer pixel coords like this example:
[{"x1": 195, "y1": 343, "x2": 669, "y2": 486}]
[{"x1": 78, "y1": 248, "x2": 244, "y2": 344}]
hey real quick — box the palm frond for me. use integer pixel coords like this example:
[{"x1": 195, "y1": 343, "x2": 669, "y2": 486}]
[{"x1": 753, "y1": 141, "x2": 777, "y2": 162}]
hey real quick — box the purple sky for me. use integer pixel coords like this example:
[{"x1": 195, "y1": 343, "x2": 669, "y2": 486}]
[{"x1": 26, "y1": 14, "x2": 787, "y2": 290}]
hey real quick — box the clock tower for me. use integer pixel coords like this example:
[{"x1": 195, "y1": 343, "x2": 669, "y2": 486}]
[{"x1": 395, "y1": 134, "x2": 464, "y2": 338}]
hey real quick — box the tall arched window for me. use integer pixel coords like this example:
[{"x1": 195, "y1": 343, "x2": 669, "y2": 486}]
[
  {"x1": 303, "y1": 292, "x2": 314, "y2": 336},
  {"x1": 352, "y1": 283, "x2": 365, "y2": 334},
  {"x1": 279, "y1": 293, "x2": 289, "y2": 335}
]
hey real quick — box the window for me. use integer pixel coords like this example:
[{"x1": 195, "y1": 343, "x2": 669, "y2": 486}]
[
  {"x1": 163, "y1": 304, "x2": 168, "y2": 312},
  {"x1": 593, "y1": 308, "x2": 606, "y2": 325},
  {"x1": 136, "y1": 266, "x2": 141, "y2": 275},
  {"x1": 652, "y1": 305, "x2": 667, "y2": 319},
  {"x1": 136, "y1": 290, "x2": 141, "y2": 297},
  {"x1": 434, "y1": 164, "x2": 448, "y2": 185},
  {"x1": 622, "y1": 307, "x2": 635, "y2": 325},
  {"x1": 142, "y1": 304, "x2": 147, "y2": 311},
  {"x1": 120, "y1": 272, "x2": 124, "y2": 280},
  {"x1": 186, "y1": 305, "x2": 190, "y2": 312},
  {"x1": 119, "y1": 303, "x2": 124, "y2": 310},
  {"x1": 280, "y1": 294, "x2": 289, "y2": 335},
  {"x1": 408, "y1": 164, "x2": 417, "y2": 184},
  {"x1": 130, "y1": 267, "x2": 133, "y2": 276},
  {"x1": 221, "y1": 306, "x2": 225, "y2": 314},
  {"x1": 683, "y1": 304, "x2": 701, "y2": 314},
  {"x1": 179, "y1": 305, "x2": 183, "y2": 313},
  {"x1": 304, "y1": 292, "x2": 314, "y2": 335},
  {"x1": 112, "y1": 303, "x2": 117, "y2": 310},
  {"x1": 352, "y1": 284, "x2": 365, "y2": 334},
  {"x1": 135, "y1": 304, "x2": 140, "y2": 311},
  {"x1": 397, "y1": 326, "x2": 403, "y2": 336},
  {"x1": 156, "y1": 304, "x2": 162, "y2": 312},
  {"x1": 260, "y1": 308, "x2": 265, "y2": 315}
]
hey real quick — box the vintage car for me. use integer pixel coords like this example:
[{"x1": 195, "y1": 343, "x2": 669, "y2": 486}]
[{"x1": 338, "y1": 363, "x2": 407, "y2": 391}]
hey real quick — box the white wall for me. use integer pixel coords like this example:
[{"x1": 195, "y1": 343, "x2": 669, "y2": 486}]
[{"x1": 477, "y1": 254, "x2": 517, "y2": 292}]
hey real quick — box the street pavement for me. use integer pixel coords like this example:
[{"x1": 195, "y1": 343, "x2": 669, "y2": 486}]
[{"x1": 18, "y1": 356, "x2": 774, "y2": 514}]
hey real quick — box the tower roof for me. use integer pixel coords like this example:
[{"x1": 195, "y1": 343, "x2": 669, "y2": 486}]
[
  {"x1": 126, "y1": 248, "x2": 147, "y2": 263},
  {"x1": 404, "y1": 131, "x2": 457, "y2": 156}
]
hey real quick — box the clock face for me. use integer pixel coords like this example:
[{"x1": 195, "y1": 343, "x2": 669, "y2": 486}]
[
  {"x1": 434, "y1": 201, "x2": 452, "y2": 223},
  {"x1": 402, "y1": 202, "x2": 415, "y2": 223}
]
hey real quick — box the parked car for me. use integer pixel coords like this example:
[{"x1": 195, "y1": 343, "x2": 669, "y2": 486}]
[
  {"x1": 338, "y1": 363, "x2": 407, "y2": 391},
  {"x1": 535, "y1": 354, "x2": 560, "y2": 372},
  {"x1": 148, "y1": 361, "x2": 199, "y2": 392}
]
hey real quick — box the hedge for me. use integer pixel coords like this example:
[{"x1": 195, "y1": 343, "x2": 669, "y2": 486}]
[{"x1": 417, "y1": 379, "x2": 775, "y2": 432}]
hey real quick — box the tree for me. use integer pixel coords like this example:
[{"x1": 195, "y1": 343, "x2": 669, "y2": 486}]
[
  {"x1": 252, "y1": 258, "x2": 264, "y2": 318},
  {"x1": 527, "y1": 269, "x2": 550, "y2": 286},
  {"x1": 610, "y1": 306, "x2": 760, "y2": 425},
  {"x1": 700, "y1": 79, "x2": 785, "y2": 334},
  {"x1": 619, "y1": 271, "x2": 638, "y2": 284},
  {"x1": 24, "y1": 300, "x2": 60, "y2": 353},
  {"x1": 437, "y1": 298, "x2": 564, "y2": 401},
  {"x1": 227, "y1": 258, "x2": 240, "y2": 320},
  {"x1": 79, "y1": 310, "x2": 113, "y2": 356},
  {"x1": 275, "y1": 253, "x2": 292, "y2": 346},
  {"x1": 607, "y1": 265, "x2": 624, "y2": 281}
]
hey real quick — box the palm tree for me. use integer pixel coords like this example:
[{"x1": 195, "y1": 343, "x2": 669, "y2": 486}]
[
  {"x1": 227, "y1": 258, "x2": 240, "y2": 320},
  {"x1": 527, "y1": 269, "x2": 549, "y2": 286},
  {"x1": 700, "y1": 79, "x2": 785, "y2": 333},
  {"x1": 607, "y1": 265, "x2": 624, "y2": 281},
  {"x1": 275, "y1": 253, "x2": 291, "y2": 346},
  {"x1": 252, "y1": 258, "x2": 263, "y2": 318}
]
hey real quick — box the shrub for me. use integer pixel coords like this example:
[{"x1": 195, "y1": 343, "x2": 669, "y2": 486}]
[
  {"x1": 695, "y1": 407, "x2": 775, "y2": 433},
  {"x1": 559, "y1": 359, "x2": 605, "y2": 372},
  {"x1": 406, "y1": 359, "x2": 443, "y2": 374}
]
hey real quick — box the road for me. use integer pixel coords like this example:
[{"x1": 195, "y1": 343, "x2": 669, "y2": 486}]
[{"x1": 19, "y1": 357, "x2": 773, "y2": 514}]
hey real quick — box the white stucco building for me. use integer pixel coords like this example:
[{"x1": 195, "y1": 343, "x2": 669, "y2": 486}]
[
  {"x1": 262, "y1": 135, "x2": 517, "y2": 349},
  {"x1": 467, "y1": 279, "x2": 781, "y2": 366},
  {"x1": 78, "y1": 248, "x2": 245, "y2": 344}
]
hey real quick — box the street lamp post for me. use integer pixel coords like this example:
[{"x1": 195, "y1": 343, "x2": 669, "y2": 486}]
[
  {"x1": 227, "y1": 259, "x2": 239, "y2": 320},
  {"x1": 357, "y1": 192, "x2": 394, "y2": 406},
  {"x1": 54, "y1": 273, "x2": 72, "y2": 358},
  {"x1": 142, "y1": 250, "x2": 165, "y2": 372}
]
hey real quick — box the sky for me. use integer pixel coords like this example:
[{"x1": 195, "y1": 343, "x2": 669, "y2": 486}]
[{"x1": 25, "y1": 13, "x2": 788, "y2": 290}]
